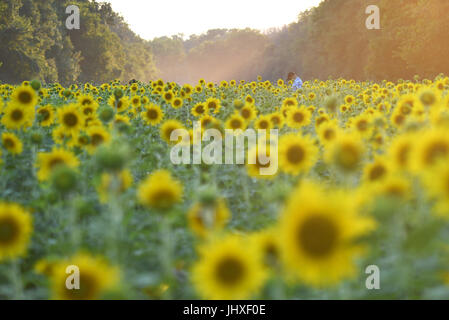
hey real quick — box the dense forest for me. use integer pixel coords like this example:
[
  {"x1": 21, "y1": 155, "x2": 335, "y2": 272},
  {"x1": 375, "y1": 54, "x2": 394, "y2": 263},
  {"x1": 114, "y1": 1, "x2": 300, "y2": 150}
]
[{"x1": 1, "y1": 0, "x2": 448, "y2": 84}]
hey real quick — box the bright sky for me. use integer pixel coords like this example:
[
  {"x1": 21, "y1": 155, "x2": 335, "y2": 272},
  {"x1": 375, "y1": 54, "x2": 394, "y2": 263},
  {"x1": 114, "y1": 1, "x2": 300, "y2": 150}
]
[{"x1": 105, "y1": 0, "x2": 323, "y2": 40}]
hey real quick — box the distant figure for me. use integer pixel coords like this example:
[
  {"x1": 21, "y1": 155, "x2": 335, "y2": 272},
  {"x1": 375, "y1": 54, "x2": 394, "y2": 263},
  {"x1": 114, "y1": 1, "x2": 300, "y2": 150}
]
[{"x1": 286, "y1": 72, "x2": 303, "y2": 90}]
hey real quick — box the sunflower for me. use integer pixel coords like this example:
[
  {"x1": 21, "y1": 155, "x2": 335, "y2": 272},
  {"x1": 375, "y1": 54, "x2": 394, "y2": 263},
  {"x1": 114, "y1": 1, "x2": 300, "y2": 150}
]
[
  {"x1": 387, "y1": 132, "x2": 415, "y2": 171},
  {"x1": 278, "y1": 181, "x2": 375, "y2": 286},
  {"x1": 246, "y1": 143, "x2": 278, "y2": 179},
  {"x1": 225, "y1": 114, "x2": 247, "y2": 131},
  {"x1": 1, "y1": 103, "x2": 35, "y2": 130},
  {"x1": 113, "y1": 114, "x2": 130, "y2": 126},
  {"x1": 286, "y1": 106, "x2": 311, "y2": 129},
  {"x1": 421, "y1": 162, "x2": 449, "y2": 217},
  {"x1": 411, "y1": 128, "x2": 449, "y2": 172},
  {"x1": 97, "y1": 169, "x2": 133, "y2": 203},
  {"x1": 0, "y1": 202, "x2": 32, "y2": 262},
  {"x1": 199, "y1": 114, "x2": 217, "y2": 129},
  {"x1": 250, "y1": 228, "x2": 281, "y2": 271},
  {"x1": 418, "y1": 87, "x2": 440, "y2": 108},
  {"x1": 269, "y1": 112, "x2": 284, "y2": 128},
  {"x1": 187, "y1": 198, "x2": 230, "y2": 238},
  {"x1": 317, "y1": 121, "x2": 339, "y2": 146},
  {"x1": 281, "y1": 97, "x2": 298, "y2": 109},
  {"x1": 344, "y1": 95, "x2": 356, "y2": 105},
  {"x1": 1, "y1": 132, "x2": 23, "y2": 155},
  {"x1": 137, "y1": 169, "x2": 183, "y2": 210},
  {"x1": 171, "y1": 97, "x2": 183, "y2": 109},
  {"x1": 50, "y1": 253, "x2": 120, "y2": 300},
  {"x1": 160, "y1": 120, "x2": 185, "y2": 144},
  {"x1": 351, "y1": 114, "x2": 372, "y2": 137},
  {"x1": 57, "y1": 104, "x2": 84, "y2": 135},
  {"x1": 205, "y1": 98, "x2": 221, "y2": 114},
  {"x1": 78, "y1": 94, "x2": 98, "y2": 113},
  {"x1": 254, "y1": 115, "x2": 273, "y2": 131},
  {"x1": 325, "y1": 133, "x2": 364, "y2": 173},
  {"x1": 11, "y1": 85, "x2": 37, "y2": 108},
  {"x1": 86, "y1": 126, "x2": 110, "y2": 154},
  {"x1": 36, "y1": 148, "x2": 79, "y2": 181},
  {"x1": 37, "y1": 105, "x2": 55, "y2": 127},
  {"x1": 108, "y1": 96, "x2": 130, "y2": 113},
  {"x1": 130, "y1": 95, "x2": 141, "y2": 108},
  {"x1": 141, "y1": 104, "x2": 163, "y2": 125},
  {"x1": 239, "y1": 104, "x2": 257, "y2": 122},
  {"x1": 191, "y1": 102, "x2": 208, "y2": 117},
  {"x1": 279, "y1": 134, "x2": 318, "y2": 175},
  {"x1": 162, "y1": 90, "x2": 175, "y2": 103},
  {"x1": 371, "y1": 175, "x2": 411, "y2": 201},
  {"x1": 362, "y1": 156, "x2": 392, "y2": 185},
  {"x1": 191, "y1": 234, "x2": 267, "y2": 300},
  {"x1": 52, "y1": 125, "x2": 76, "y2": 146}
]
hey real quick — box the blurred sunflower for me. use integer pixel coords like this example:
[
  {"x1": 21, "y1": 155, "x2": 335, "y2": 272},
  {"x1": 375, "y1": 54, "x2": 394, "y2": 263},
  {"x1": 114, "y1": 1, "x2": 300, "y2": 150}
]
[
  {"x1": 279, "y1": 134, "x2": 318, "y2": 175},
  {"x1": 286, "y1": 106, "x2": 311, "y2": 129},
  {"x1": 57, "y1": 104, "x2": 84, "y2": 135},
  {"x1": 11, "y1": 85, "x2": 37, "y2": 108},
  {"x1": 137, "y1": 169, "x2": 183, "y2": 210},
  {"x1": 141, "y1": 104, "x2": 163, "y2": 125},
  {"x1": 36, "y1": 105, "x2": 55, "y2": 127},
  {"x1": 50, "y1": 253, "x2": 120, "y2": 300},
  {"x1": 0, "y1": 202, "x2": 33, "y2": 262},
  {"x1": 187, "y1": 198, "x2": 230, "y2": 238},
  {"x1": 191, "y1": 102, "x2": 208, "y2": 117},
  {"x1": 1, "y1": 103, "x2": 35, "y2": 130},
  {"x1": 278, "y1": 181, "x2": 375, "y2": 287},
  {"x1": 191, "y1": 235, "x2": 267, "y2": 300},
  {"x1": 325, "y1": 133, "x2": 364, "y2": 173},
  {"x1": 36, "y1": 148, "x2": 79, "y2": 181},
  {"x1": 97, "y1": 169, "x2": 133, "y2": 203},
  {"x1": 160, "y1": 120, "x2": 185, "y2": 144},
  {"x1": 1, "y1": 132, "x2": 23, "y2": 155}
]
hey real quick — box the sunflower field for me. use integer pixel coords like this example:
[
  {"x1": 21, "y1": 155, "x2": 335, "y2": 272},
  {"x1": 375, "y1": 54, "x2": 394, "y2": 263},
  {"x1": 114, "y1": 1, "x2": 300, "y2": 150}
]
[{"x1": 1, "y1": 76, "x2": 449, "y2": 300}]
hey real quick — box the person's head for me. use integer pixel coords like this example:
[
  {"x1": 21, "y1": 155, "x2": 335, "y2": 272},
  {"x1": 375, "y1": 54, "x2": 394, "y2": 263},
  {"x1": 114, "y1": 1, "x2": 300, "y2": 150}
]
[{"x1": 287, "y1": 72, "x2": 297, "y2": 81}]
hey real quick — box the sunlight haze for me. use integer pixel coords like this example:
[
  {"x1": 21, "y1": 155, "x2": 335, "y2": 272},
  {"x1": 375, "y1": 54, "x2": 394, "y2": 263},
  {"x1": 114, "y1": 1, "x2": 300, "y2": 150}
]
[{"x1": 105, "y1": 0, "x2": 323, "y2": 40}]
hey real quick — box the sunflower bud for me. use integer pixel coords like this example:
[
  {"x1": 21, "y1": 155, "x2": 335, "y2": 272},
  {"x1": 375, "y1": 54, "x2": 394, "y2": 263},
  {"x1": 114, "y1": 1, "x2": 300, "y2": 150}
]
[
  {"x1": 95, "y1": 145, "x2": 128, "y2": 172},
  {"x1": 51, "y1": 166, "x2": 78, "y2": 194},
  {"x1": 30, "y1": 80, "x2": 41, "y2": 91},
  {"x1": 30, "y1": 132, "x2": 43, "y2": 145},
  {"x1": 114, "y1": 88, "x2": 124, "y2": 99},
  {"x1": 99, "y1": 106, "x2": 114, "y2": 123}
]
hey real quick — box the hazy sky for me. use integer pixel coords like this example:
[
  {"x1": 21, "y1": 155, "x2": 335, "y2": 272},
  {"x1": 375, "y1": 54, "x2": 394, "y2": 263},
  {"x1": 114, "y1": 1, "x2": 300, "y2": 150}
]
[{"x1": 105, "y1": 0, "x2": 323, "y2": 40}]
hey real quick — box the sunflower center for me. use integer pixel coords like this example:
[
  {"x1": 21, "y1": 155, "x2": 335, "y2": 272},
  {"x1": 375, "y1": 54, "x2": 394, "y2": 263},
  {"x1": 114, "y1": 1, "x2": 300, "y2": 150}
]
[
  {"x1": 3, "y1": 138, "x2": 15, "y2": 148},
  {"x1": 231, "y1": 119, "x2": 242, "y2": 129},
  {"x1": 195, "y1": 105, "x2": 205, "y2": 114},
  {"x1": 147, "y1": 109, "x2": 158, "y2": 119},
  {"x1": 91, "y1": 134, "x2": 104, "y2": 146},
  {"x1": 18, "y1": 91, "x2": 32, "y2": 104},
  {"x1": 63, "y1": 113, "x2": 78, "y2": 127},
  {"x1": 297, "y1": 215, "x2": 338, "y2": 258},
  {"x1": 293, "y1": 112, "x2": 304, "y2": 123},
  {"x1": 208, "y1": 102, "x2": 216, "y2": 110},
  {"x1": 369, "y1": 164, "x2": 386, "y2": 181},
  {"x1": 271, "y1": 116, "x2": 280, "y2": 125},
  {"x1": 424, "y1": 141, "x2": 449, "y2": 165},
  {"x1": 11, "y1": 109, "x2": 24, "y2": 121},
  {"x1": 215, "y1": 256, "x2": 245, "y2": 286},
  {"x1": 286, "y1": 145, "x2": 305, "y2": 164},
  {"x1": 38, "y1": 109, "x2": 50, "y2": 121},
  {"x1": 356, "y1": 120, "x2": 368, "y2": 131},
  {"x1": 49, "y1": 157, "x2": 64, "y2": 169},
  {"x1": 64, "y1": 272, "x2": 98, "y2": 300},
  {"x1": 0, "y1": 217, "x2": 19, "y2": 244},
  {"x1": 258, "y1": 120, "x2": 268, "y2": 129},
  {"x1": 241, "y1": 109, "x2": 250, "y2": 119},
  {"x1": 324, "y1": 129, "x2": 335, "y2": 140}
]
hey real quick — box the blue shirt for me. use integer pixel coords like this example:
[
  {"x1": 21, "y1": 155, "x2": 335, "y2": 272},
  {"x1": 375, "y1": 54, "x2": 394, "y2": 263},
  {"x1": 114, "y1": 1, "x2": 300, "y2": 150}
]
[{"x1": 292, "y1": 77, "x2": 303, "y2": 90}]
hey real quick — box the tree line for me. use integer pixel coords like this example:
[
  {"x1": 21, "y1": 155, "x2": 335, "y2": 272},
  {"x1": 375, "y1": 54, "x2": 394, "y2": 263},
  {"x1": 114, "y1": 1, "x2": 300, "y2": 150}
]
[{"x1": 1, "y1": 0, "x2": 448, "y2": 85}]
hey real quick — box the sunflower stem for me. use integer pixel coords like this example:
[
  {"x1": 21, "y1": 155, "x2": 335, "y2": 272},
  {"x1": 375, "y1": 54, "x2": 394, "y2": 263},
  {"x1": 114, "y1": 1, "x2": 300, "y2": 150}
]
[
  {"x1": 159, "y1": 213, "x2": 174, "y2": 299},
  {"x1": 11, "y1": 259, "x2": 24, "y2": 300}
]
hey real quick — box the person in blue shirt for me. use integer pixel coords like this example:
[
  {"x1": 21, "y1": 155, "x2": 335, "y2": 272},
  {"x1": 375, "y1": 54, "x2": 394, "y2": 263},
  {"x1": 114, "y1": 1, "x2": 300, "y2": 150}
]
[{"x1": 287, "y1": 72, "x2": 303, "y2": 90}]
